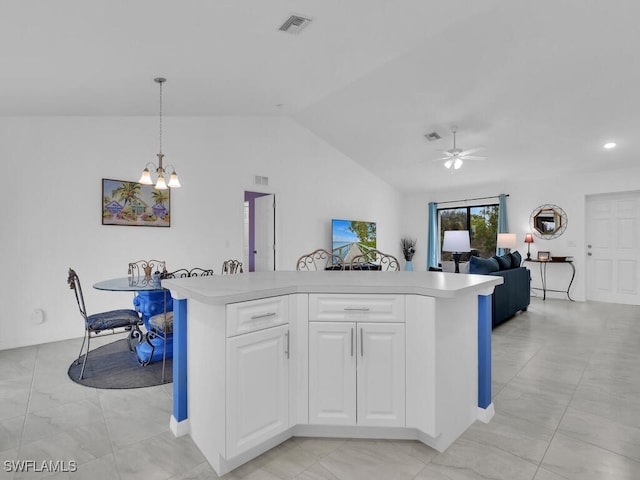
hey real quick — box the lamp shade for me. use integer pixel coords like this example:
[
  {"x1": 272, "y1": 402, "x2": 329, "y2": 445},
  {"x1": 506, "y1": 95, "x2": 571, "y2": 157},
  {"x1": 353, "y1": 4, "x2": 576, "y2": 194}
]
[
  {"x1": 442, "y1": 230, "x2": 471, "y2": 253},
  {"x1": 496, "y1": 233, "x2": 517, "y2": 250},
  {"x1": 524, "y1": 233, "x2": 534, "y2": 244}
]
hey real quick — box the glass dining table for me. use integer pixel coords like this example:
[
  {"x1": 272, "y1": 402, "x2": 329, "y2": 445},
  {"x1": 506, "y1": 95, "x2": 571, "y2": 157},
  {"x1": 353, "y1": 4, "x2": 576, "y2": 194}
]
[{"x1": 93, "y1": 276, "x2": 174, "y2": 364}]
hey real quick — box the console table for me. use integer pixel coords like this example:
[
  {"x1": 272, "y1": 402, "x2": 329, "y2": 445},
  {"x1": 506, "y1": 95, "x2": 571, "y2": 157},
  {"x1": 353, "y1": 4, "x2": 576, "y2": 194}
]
[{"x1": 525, "y1": 259, "x2": 575, "y2": 301}]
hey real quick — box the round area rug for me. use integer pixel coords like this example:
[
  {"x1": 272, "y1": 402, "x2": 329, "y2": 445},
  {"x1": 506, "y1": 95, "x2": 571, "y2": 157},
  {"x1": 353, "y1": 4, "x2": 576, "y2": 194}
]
[{"x1": 68, "y1": 338, "x2": 172, "y2": 388}]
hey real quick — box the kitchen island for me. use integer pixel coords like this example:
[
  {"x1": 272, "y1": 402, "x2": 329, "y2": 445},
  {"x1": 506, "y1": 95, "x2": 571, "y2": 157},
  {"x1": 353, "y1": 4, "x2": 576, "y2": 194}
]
[{"x1": 163, "y1": 270, "x2": 501, "y2": 476}]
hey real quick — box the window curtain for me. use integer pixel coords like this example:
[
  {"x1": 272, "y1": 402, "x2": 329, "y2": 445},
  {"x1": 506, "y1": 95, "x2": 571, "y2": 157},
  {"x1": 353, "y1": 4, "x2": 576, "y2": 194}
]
[
  {"x1": 427, "y1": 202, "x2": 439, "y2": 270},
  {"x1": 497, "y1": 193, "x2": 509, "y2": 256}
]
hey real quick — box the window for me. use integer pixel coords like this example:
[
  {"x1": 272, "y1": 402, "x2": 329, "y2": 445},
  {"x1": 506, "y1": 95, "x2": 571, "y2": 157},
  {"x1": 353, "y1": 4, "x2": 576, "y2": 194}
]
[{"x1": 439, "y1": 204, "x2": 499, "y2": 261}]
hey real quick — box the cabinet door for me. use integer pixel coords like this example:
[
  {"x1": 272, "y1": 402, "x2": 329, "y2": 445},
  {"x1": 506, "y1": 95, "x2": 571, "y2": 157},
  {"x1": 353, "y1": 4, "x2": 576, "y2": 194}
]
[
  {"x1": 308, "y1": 322, "x2": 356, "y2": 425},
  {"x1": 227, "y1": 324, "x2": 289, "y2": 458},
  {"x1": 357, "y1": 323, "x2": 405, "y2": 427}
]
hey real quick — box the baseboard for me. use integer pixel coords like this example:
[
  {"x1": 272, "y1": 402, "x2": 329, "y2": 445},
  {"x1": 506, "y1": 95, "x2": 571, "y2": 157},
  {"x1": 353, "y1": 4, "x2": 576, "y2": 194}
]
[
  {"x1": 170, "y1": 415, "x2": 190, "y2": 437},
  {"x1": 477, "y1": 403, "x2": 495, "y2": 423}
]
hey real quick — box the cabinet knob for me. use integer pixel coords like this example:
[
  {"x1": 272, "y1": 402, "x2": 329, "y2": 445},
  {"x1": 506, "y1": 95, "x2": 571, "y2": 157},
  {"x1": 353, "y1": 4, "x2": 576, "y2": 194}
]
[{"x1": 588, "y1": 252, "x2": 592, "y2": 256}]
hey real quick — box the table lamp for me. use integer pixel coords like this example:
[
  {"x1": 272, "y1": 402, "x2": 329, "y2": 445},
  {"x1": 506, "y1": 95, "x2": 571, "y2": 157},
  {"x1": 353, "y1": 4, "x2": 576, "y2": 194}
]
[
  {"x1": 524, "y1": 233, "x2": 534, "y2": 260},
  {"x1": 497, "y1": 233, "x2": 517, "y2": 254},
  {"x1": 442, "y1": 230, "x2": 471, "y2": 273}
]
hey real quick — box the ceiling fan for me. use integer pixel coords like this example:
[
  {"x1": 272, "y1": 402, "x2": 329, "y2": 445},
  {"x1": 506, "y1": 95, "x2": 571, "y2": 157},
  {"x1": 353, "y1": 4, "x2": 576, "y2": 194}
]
[{"x1": 434, "y1": 127, "x2": 486, "y2": 170}]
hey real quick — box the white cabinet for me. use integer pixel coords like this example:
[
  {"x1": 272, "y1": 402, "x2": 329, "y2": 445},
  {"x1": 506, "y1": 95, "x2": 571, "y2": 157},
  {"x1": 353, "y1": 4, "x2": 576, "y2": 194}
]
[
  {"x1": 226, "y1": 323, "x2": 289, "y2": 458},
  {"x1": 357, "y1": 322, "x2": 405, "y2": 427},
  {"x1": 309, "y1": 322, "x2": 357, "y2": 425},
  {"x1": 309, "y1": 321, "x2": 405, "y2": 427}
]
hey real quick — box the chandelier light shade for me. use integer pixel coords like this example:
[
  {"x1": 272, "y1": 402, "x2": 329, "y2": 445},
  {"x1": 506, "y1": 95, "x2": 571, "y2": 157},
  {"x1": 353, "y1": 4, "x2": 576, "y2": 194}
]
[{"x1": 139, "y1": 77, "x2": 181, "y2": 190}]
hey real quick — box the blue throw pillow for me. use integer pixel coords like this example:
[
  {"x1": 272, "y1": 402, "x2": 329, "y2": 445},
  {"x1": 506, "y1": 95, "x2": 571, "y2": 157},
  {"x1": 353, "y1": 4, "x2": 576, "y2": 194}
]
[
  {"x1": 469, "y1": 256, "x2": 500, "y2": 274},
  {"x1": 510, "y1": 251, "x2": 522, "y2": 268},
  {"x1": 493, "y1": 254, "x2": 512, "y2": 270}
]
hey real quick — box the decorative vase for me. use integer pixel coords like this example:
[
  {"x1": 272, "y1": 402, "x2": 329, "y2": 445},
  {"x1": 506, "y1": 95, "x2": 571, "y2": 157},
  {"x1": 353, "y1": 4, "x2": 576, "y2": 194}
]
[{"x1": 405, "y1": 260, "x2": 413, "y2": 271}]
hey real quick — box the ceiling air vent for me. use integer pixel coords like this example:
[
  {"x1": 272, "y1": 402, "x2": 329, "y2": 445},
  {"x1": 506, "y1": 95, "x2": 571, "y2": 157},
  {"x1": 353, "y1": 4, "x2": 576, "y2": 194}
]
[
  {"x1": 424, "y1": 131, "x2": 441, "y2": 142},
  {"x1": 279, "y1": 15, "x2": 312, "y2": 34}
]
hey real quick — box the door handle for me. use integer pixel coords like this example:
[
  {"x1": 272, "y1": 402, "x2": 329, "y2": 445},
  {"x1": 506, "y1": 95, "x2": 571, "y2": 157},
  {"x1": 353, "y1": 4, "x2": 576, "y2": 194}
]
[
  {"x1": 360, "y1": 328, "x2": 364, "y2": 357},
  {"x1": 350, "y1": 328, "x2": 354, "y2": 357},
  {"x1": 285, "y1": 331, "x2": 290, "y2": 359}
]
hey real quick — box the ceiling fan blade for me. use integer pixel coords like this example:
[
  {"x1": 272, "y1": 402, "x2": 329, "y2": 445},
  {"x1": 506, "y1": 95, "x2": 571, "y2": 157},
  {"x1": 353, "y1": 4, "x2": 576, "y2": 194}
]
[
  {"x1": 458, "y1": 147, "x2": 485, "y2": 156},
  {"x1": 432, "y1": 156, "x2": 452, "y2": 162},
  {"x1": 436, "y1": 150, "x2": 455, "y2": 157},
  {"x1": 461, "y1": 155, "x2": 487, "y2": 161}
]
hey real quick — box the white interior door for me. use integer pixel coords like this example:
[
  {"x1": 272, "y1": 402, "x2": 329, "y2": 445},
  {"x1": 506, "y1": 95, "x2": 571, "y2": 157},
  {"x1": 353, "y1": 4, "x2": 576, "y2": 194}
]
[
  {"x1": 255, "y1": 194, "x2": 275, "y2": 272},
  {"x1": 586, "y1": 191, "x2": 640, "y2": 304}
]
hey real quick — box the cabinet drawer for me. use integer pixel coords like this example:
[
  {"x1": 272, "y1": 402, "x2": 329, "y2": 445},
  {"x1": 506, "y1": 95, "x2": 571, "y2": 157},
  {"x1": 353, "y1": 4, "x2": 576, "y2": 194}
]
[
  {"x1": 227, "y1": 296, "x2": 289, "y2": 337},
  {"x1": 309, "y1": 294, "x2": 404, "y2": 322}
]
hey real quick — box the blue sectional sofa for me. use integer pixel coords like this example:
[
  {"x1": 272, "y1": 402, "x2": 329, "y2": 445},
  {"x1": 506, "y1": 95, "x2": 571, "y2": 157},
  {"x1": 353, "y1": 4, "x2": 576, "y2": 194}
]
[{"x1": 469, "y1": 251, "x2": 531, "y2": 328}]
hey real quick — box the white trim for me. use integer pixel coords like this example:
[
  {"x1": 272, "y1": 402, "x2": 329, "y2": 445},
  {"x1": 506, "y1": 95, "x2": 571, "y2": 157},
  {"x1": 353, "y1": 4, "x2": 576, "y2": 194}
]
[
  {"x1": 476, "y1": 403, "x2": 495, "y2": 423},
  {"x1": 170, "y1": 415, "x2": 190, "y2": 437}
]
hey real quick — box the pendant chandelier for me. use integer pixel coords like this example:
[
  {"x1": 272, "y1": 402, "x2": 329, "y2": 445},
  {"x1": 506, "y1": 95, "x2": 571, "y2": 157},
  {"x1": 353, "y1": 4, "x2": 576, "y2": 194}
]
[{"x1": 139, "y1": 77, "x2": 181, "y2": 190}]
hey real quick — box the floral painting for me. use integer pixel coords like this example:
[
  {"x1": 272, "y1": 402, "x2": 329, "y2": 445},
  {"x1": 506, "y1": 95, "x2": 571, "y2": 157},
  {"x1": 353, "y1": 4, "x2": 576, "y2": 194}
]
[{"x1": 102, "y1": 179, "x2": 170, "y2": 227}]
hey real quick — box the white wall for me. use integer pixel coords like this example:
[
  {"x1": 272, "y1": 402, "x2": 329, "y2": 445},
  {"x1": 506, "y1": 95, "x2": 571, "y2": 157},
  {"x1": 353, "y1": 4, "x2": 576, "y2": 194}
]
[
  {"x1": 402, "y1": 166, "x2": 640, "y2": 303},
  {"x1": 0, "y1": 116, "x2": 402, "y2": 350}
]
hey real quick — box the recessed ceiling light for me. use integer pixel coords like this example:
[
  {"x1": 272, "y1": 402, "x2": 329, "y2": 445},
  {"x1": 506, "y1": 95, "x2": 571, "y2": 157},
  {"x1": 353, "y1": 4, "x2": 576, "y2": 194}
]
[{"x1": 603, "y1": 142, "x2": 616, "y2": 149}]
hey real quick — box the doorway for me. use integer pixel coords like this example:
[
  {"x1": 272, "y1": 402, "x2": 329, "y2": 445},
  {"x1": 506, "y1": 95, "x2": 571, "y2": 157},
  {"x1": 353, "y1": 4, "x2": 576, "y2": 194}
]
[
  {"x1": 586, "y1": 191, "x2": 640, "y2": 305},
  {"x1": 244, "y1": 191, "x2": 276, "y2": 272}
]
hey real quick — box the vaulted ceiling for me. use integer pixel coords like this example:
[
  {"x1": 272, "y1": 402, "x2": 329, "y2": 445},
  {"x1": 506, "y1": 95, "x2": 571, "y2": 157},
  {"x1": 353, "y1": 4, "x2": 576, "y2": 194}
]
[{"x1": 3, "y1": 1, "x2": 639, "y2": 192}]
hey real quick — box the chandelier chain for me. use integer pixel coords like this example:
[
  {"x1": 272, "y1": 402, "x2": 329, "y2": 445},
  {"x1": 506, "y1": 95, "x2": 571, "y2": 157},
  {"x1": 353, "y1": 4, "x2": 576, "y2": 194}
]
[{"x1": 158, "y1": 79, "x2": 163, "y2": 155}]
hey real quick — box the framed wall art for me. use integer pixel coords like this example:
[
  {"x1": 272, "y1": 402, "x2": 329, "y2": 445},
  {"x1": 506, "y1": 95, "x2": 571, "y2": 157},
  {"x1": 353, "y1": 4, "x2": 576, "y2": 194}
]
[{"x1": 102, "y1": 178, "x2": 170, "y2": 227}]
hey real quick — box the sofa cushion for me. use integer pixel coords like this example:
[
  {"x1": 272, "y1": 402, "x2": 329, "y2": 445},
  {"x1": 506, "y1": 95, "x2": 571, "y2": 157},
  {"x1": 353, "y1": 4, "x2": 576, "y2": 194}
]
[
  {"x1": 469, "y1": 256, "x2": 500, "y2": 274},
  {"x1": 510, "y1": 250, "x2": 522, "y2": 268},
  {"x1": 493, "y1": 254, "x2": 512, "y2": 270}
]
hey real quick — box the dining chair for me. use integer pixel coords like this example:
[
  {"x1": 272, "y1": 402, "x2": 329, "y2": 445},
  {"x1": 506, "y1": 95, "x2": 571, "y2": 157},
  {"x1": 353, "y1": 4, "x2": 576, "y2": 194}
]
[
  {"x1": 145, "y1": 266, "x2": 214, "y2": 381},
  {"x1": 128, "y1": 259, "x2": 167, "y2": 283},
  {"x1": 221, "y1": 259, "x2": 244, "y2": 274},
  {"x1": 350, "y1": 249, "x2": 400, "y2": 271},
  {"x1": 67, "y1": 268, "x2": 142, "y2": 380},
  {"x1": 296, "y1": 249, "x2": 345, "y2": 271}
]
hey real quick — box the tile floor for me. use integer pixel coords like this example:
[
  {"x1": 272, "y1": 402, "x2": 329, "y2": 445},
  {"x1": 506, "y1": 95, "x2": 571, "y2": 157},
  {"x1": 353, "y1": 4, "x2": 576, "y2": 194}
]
[{"x1": 1, "y1": 298, "x2": 639, "y2": 479}]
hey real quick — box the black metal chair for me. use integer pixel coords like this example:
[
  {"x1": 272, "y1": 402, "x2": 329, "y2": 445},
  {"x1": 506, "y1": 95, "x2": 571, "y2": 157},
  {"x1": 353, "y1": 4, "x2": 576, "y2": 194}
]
[
  {"x1": 350, "y1": 249, "x2": 400, "y2": 271},
  {"x1": 67, "y1": 268, "x2": 142, "y2": 380},
  {"x1": 145, "y1": 267, "x2": 214, "y2": 381},
  {"x1": 221, "y1": 259, "x2": 243, "y2": 274},
  {"x1": 297, "y1": 249, "x2": 345, "y2": 271}
]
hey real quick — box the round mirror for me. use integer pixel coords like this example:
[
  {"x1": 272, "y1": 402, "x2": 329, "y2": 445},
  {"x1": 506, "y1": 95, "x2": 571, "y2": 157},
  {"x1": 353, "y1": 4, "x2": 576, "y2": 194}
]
[{"x1": 530, "y1": 204, "x2": 567, "y2": 239}]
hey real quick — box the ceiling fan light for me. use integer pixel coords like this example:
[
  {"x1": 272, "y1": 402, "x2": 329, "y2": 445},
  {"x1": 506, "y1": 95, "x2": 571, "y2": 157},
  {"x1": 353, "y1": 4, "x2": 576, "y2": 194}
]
[{"x1": 454, "y1": 158, "x2": 463, "y2": 169}]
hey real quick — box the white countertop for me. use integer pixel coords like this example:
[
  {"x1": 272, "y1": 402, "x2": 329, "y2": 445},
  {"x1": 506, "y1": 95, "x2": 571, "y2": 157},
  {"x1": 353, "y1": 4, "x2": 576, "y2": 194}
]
[{"x1": 162, "y1": 271, "x2": 502, "y2": 305}]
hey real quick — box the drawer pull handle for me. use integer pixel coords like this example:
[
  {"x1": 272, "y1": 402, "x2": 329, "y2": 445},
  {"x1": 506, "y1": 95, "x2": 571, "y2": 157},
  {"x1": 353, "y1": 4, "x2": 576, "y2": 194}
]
[
  {"x1": 344, "y1": 307, "x2": 370, "y2": 312},
  {"x1": 250, "y1": 312, "x2": 277, "y2": 320}
]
